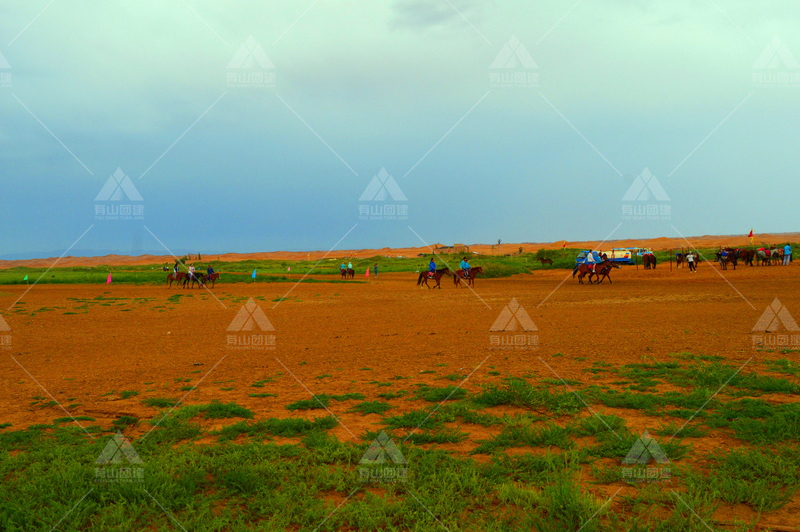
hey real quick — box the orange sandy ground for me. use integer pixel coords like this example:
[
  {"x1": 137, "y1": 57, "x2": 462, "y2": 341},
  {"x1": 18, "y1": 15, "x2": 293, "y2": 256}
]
[
  {"x1": 1, "y1": 262, "x2": 799, "y2": 528},
  {"x1": 1, "y1": 232, "x2": 797, "y2": 269}
]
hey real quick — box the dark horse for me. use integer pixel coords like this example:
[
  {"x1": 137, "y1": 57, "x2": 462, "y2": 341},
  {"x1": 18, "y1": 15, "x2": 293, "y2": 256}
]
[
  {"x1": 347, "y1": 268, "x2": 355, "y2": 279},
  {"x1": 205, "y1": 273, "x2": 220, "y2": 288},
  {"x1": 183, "y1": 272, "x2": 205, "y2": 289},
  {"x1": 454, "y1": 266, "x2": 484, "y2": 287},
  {"x1": 166, "y1": 272, "x2": 186, "y2": 288},
  {"x1": 340, "y1": 268, "x2": 347, "y2": 280},
  {"x1": 417, "y1": 267, "x2": 451, "y2": 289},
  {"x1": 676, "y1": 253, "x2": 684, "y2": 268},
  {"x1": 642, "y1": 253, "x2": 657, "y2": 269},
  {"x1": 538, "y1": 257, "x2": 553, "y2": 267}
]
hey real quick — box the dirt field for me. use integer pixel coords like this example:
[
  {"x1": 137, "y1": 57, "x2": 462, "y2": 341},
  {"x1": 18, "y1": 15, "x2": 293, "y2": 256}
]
[{"x1": 2, "y1": 262, "x2": 799, "y2": 528}]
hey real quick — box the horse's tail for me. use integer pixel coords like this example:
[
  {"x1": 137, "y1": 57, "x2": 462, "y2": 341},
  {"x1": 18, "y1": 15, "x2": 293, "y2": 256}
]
[
  {"x1": 572, "y1": 266, "x2": 578, "y2": 278},
  {"x1": 416, "y1": 272, "x2": 423, "y2": 285}
]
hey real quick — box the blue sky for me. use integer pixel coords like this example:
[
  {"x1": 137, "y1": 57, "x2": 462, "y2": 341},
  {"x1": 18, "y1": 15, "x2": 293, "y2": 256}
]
[{"x1": 1, "y1": 1, "x2": 798, "y2": 259}]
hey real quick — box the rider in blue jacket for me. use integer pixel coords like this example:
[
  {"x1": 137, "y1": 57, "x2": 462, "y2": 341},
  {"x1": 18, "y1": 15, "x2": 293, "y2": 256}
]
[{"x1": 428, "y1": 258, "x2": 436, "y2": 277}]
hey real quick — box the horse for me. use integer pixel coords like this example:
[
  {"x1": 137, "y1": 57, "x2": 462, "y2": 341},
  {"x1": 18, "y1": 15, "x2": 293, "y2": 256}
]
[
  {"x1": 642, "y1": 253, "x2": 657, "y2": 269},
  {"x1": 347, "y1": 268, "x2": 355, "y2": 279},
  {"x1": 739, "y1": 249, "x2": 755, "y2": 267},
  {"x1": 340, "y1": 268, "x2": 347, "y2": 280},
  {"x1": 676, "y1": 253, "x2": 684, "y2": 268},
  {"x1": 757, "y1": 249, "x2": 770, "y2": 266},
  {"x1": 594, "y1": 261, "x2": 620, "y2": 284},
  {"x1": 771, "y1": 249, "x2": 784, "y2": 265},
  {"x1": 538, "y1": 257, "x2": 553, "y2": 267},
  {"x1": 573, "y1": 263, "x2": 597, "y2": 284},
  {"x1": 166, "y1": 272, "x2": 186, "y2": 288},
  {"x1": 454, "y1": 266, "x2": 484, "y2": 287},
  {"x1": 417, "y1": 267, "x2": 451, "y2": 289},
  {"x1": 183, "y1": 272, "x2": 205, "y2": 289},
  {"x1": 205, "y1": 273, "x2": 220, "y2": 288}
]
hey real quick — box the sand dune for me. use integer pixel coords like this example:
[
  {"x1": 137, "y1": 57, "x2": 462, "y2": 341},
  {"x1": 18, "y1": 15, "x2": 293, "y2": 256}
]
[{"x1": 1, "y1": 233, "x2": 796, "y2": 269}]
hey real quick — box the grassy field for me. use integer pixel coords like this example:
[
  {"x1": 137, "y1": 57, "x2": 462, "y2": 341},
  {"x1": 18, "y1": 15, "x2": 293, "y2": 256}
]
[{"x1": 2, "y1": 354, "x2": 798, "y2": 530}]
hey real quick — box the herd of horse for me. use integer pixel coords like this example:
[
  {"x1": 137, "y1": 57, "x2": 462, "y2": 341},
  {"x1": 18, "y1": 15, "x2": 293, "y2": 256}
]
[
  {"x1": 711, "y1": 247, "x2": 785, "y2": 270},
  {"x1": 416, "y1": 266, "x2": 485, "y2": 289},
  {"x1": 166, "y1": 271, "x2": 220, "y2": 289}
]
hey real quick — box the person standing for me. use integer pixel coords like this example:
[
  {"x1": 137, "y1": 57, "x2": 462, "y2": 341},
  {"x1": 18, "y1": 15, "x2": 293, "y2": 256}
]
[
  {"x1": 373, "y1": 263, "x2": 378, "y2": 277},
  {"x1": 687, "y1": 252, "x2": 696, "y2": 272},
  {"x1": 784, "y1": 244, "x2": 792, "y2": 265}
]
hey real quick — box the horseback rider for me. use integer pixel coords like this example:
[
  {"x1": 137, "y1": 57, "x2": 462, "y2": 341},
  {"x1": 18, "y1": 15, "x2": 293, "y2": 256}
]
[
  {"x1": 428, "y1": 258, "x2": 436, "y2": 277},
  {"x1": 347, "y1": 261, "x2": 353, "y2": 271},
  {"x1": 188, "y1": 264, "x2": 196, "y2": 280},
  {"x1": 340, "y1": 262, "x2": 346, "y2": 272},
  {"x1": 585, "y1": 250, "x2": 596, "y2": 270},
  {"x1": 461, "y1": 257, "x2": 471, "y2": 279},
  {"x1": 207, "y1": 265, "x2": 215, "y2": 278},
  {"x1": 173, "y1": 261, "x2": 180, "y2": 275}
]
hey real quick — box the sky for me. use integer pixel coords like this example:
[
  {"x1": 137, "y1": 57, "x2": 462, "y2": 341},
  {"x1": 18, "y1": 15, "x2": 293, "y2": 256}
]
[{"x1": 1, "y1": 0, "x2": 798, "y2": 259}]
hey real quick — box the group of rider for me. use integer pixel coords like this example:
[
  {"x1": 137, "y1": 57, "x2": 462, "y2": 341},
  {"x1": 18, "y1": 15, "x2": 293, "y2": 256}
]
[
  {"x1": 428, "y1": 257, "x2": 471, "y2": 278},
  {"x1": 174, "y1": 261, "x2": 215, "y2": 281}
]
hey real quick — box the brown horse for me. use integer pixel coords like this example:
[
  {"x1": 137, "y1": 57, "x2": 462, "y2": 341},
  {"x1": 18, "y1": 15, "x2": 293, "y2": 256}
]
[
  {"x1": 166, "y1": 272, "x2": 186, "y2": 288},
  {"x1": 205, "y1": 273, "x2": 220, "y2": 288},
  {"x1": 347, "y1": 268, "x2": 355, "y2": 279},
  {"x1": 642, "y1": 253, "x2": 657, "y2": 269},
  {"x1": 594, "y1": 261, "x2": 620, "y2": 284},
  {"x1": 340, "y1": 268, "x2": 348, "y2": 280},
  {"x1": 454, "y1": 266, "x2": 483, "y2": 287},
  {"x1": 417, "y1": 267, "x2": 451, "y2": 289},
  {"x1": 573, "y1": 264, "x2": 597, "y2": 284},
  {"x1": 538, "y1": 257, "x2": 553, "y2": 267}
]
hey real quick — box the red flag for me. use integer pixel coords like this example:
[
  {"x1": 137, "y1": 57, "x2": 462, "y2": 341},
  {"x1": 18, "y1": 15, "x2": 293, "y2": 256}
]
[
  {"x1": 106, "y1": 273, "x2": 112, "y2": 284},
  {"x1": 562, "y1": 240, "x2": 567, "y2": 248},
  {"x1": 748, "y1": 229, "x2": 754, "y2": 238},
  {"x1": 365, "y1": 267, "x2": 370, "y2": 278}
]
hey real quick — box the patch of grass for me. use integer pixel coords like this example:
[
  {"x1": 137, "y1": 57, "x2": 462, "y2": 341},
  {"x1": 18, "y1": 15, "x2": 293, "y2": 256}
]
[
  {"x1": 691, "y1": 445, "x2": 800, "y2": 512},
  {"x1": 764, "y1": 358, "x2": 800, "y2": 375},
  {"x1": 249, "y1": 393, "x2": 277, "y2": 398},
  {"x1": 111, "y1": 415, "x2": 138, "y2": 429},
  {"x1": 473, "y1": 421, "x2": 574, "y2": 453},
  {"x1": 53, "y1": 416, "x2": 95, "y2": 424},
  {"x1": 142, "y1": 397, "x2": 177, "y2": 408},
  {"x1": 416, "y1": 386, "x2": 467, "y2": 402},
  {"x1": 377, "y1": 390, "x2": 407, "y2": 400},
  {"x1": 473, "y1": 378, "x2": 583, "y2": 414},
  {"x1": 196, "y1": 402, "x2": 254, "y2": 420},
  {"x1": 385, "y1": 409, "x2": 443, "y2": 430},
  {"x1": 405, "y1": 428, "x2": 468, "y2": 444},
  {"x1": 653, "y1": 421, "x2": 708, "y2": 438},
  {"x1": 216, "y1": 416, "x2": 338, "y2": 440}
]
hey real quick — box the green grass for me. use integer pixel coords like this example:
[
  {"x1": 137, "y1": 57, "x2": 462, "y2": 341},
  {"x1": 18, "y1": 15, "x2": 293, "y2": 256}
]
[
  {"x1": 415, "y1": 385, "x2": 467, "y2": 402},
  {"x1": 142, "y1": 397, "x2": 177, "y2": 408},
  {"x1": 285, "y1": 393, "x2": 366, "y2": 411},
  {"x1": 473, "y1": 378, "x2": 583, "y2": 414}
]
